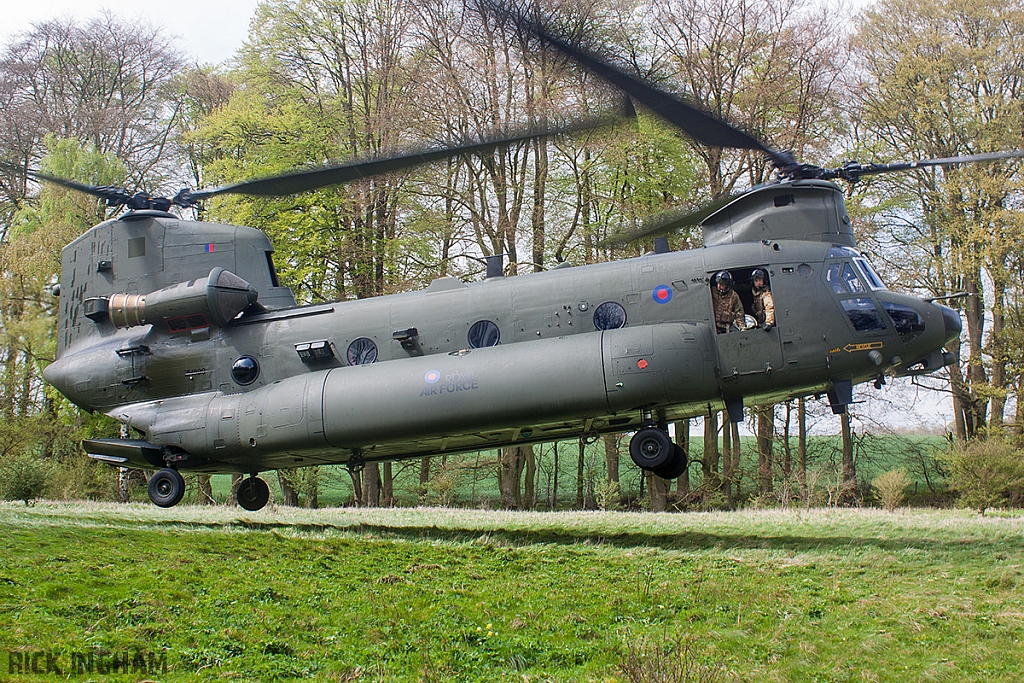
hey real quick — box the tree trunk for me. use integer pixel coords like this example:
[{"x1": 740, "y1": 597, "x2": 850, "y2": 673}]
[
  {"x1": 603, "y1": 434, "x2": 620, "y2": 503},
  {"x1": 647, "y1": 472, "x2": 667, "y2": 512},
  {"x1": 798, "y1": 398, "x2": 808, "y2": 501},
  {"x1": 197, "y1": 474, "x2": 214, "y2": 505},
  {"x1": 551, "y1": 441, "x2": 560, "y2": 509},
  {"x1": 382, "y1": 462, "x2": 394, "y2": 507},
  {"x1": 702, "y1": 411, "x2": 720, "y2": 496},
  {"x1": 521, "y1": 445, "x2": 536, "y2": 509},
  {"x1": 278, "y1": 470, "x2": 299, "y2": 507},
  {"x1": 348, "y1": 469, "x2": 363, "y2": 507},
  {"x1": 229, "y1": 474, "x2": 244, "y2": 506},
  {"x1": 304, "y1": 467, "x2": 319, "y2": 509},
  {"x1": 674, "y1": 419, "x2": 690, "y2": 498},
  {"x1": 576, "y1": 437, "x2": 587, "y2": 508},
  {"x1": 839, "y1": 412, "x2": 857, "y2": 506},
  {"x1": 498, "y1": 446, "x2": 525, "y2": 509},
  {"x1": 363, "y1": 462, "x2": 381, "y2": 507},
  {"x1": 721, "y1": 414, "x2": 734, "y2": 506},
  {"x1": 418, "y1": 457, "x2": 431, "y2": 503},
  {"x1": 757, "y1": 405, "x2": 774, "y2": 495}
]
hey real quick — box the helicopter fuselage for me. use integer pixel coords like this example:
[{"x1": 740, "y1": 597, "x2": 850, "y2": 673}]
[{"x1": 44, "y1": 191, "x2": 959, "y2": 476}]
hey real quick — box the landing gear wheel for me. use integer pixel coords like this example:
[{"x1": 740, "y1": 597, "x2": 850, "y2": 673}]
[
  {"x1": 629, "y1": 427, "x2": 674, "y2": 470},
  {"x1": 653, "y1": 444, "x2": 688, "y2": 479},
  {"x1": 237, "y1": 476, "x2": 270, "y2": 511},
  {"x1": 148, "y1": 468, "x2": 185, "y2": 508}
]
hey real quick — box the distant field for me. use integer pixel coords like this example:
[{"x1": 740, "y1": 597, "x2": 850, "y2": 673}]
[{"x1": 1, "y1": 502, "x2": 1021, "y2": 682}]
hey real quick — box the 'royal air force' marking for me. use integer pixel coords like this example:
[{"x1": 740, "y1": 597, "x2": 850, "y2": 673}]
[{"x1": 420, "y1": 370, "x2": 480, "y2": 397}]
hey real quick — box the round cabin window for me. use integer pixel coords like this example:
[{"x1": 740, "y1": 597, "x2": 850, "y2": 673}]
[
  {"x1": 467, "y1": 320, "x2": 500, "y2": 348},
  {"x1": 593, "y1": 302, "x2": 627, "y2": 330},
  {"x1": 231, "y1": 356, "x2": 260, "y2": 386},
  {"x1": 346, "y1": 337, "x2": 378, "y2": 365}
]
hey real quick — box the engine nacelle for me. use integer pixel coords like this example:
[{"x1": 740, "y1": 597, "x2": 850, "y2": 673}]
[{"x1": 85, "y1": 267, "x2": 258, "y2": 332}]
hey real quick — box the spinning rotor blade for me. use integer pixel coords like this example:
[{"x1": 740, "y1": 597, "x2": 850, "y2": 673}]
[
  {"x1": 181, "y1": 116, "x2": 621, "y2": 206},
  {"x1": 600, "y1": 191, "x2": 746, "y2": 246},
  {"x1": 488, "y1": 0, "x2": 800, "y2": 174},
  {"x1": 830, "y1": 149, "x2": 1024, "y2": 182},
  {"x1": 31, "y1": 111, "x2": 625, "y2": 211}
]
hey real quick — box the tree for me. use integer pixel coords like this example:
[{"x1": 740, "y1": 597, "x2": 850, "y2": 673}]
[{"x1": 851, "y1": 0, "x2": 1024, "y2": 442}]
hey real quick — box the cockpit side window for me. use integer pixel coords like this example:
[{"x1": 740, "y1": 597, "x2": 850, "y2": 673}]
[{"x1": 841, "y1": 297, "x2": 886, "y2": 332}]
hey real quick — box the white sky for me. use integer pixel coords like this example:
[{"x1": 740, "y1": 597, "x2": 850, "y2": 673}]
[{"x1": 1, "y1": 0, "x2": 263, "y2": 66}]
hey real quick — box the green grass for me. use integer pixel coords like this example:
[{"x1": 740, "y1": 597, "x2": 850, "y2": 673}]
[{"x1": 1, "y1": 503, "x2": 1021, "y2": 682}]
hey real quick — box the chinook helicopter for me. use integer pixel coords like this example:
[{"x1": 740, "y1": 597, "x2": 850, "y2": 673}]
[{"x1": 37, "y1": 4, "x2": 1017, "y2": 512}]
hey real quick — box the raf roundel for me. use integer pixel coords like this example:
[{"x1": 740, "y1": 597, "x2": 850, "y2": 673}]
[
  {"x1": 652, "y1": 285, "x2": 673, "y2": 304},
  {"x1": 424, "y1": 370, "x2": 441, "y2": 384}
]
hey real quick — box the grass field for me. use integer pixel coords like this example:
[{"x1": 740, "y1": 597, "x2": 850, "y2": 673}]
[{"x1": 1, "y1": 502, "x2": 1021, "y2": 682}]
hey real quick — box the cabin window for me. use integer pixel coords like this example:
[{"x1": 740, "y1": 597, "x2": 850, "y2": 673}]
[
  {"x1": 593, "y1": 302, "x2": 627, "y2": 330},
  {"x1": 231, "y1": 356, "x2": 260, "y2": 385},
  {"x1": 346, "y1": 338, "x2": 378, "y2": 365},
  {"x1": 467, "y1": 320, "x2": 500, "y2": 348},
  {"x1": 841, "y1": 298, "x2": 886, "y2": 333}
]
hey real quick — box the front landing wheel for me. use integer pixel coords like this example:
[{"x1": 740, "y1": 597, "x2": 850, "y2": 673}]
[
  {"x1": 148, "y1": 468, "x2": 186, "y2": 508},
  {"x1": 237, "y1": 476, "x2": 270, "y2": 511}
]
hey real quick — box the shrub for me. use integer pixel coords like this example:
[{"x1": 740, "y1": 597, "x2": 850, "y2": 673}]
[
  {"x1": 872, "y1": 468, "x2": 911, "y2": 512},
  {"x1": 620, "y1": 633, "x2": 736, "y2": 683},
  {"x1": 940, "y1": 438, "x2": 1024, "y2": 514},
  {"x1": 0, "y1": 452, "x2": 54, "y2": 505}
]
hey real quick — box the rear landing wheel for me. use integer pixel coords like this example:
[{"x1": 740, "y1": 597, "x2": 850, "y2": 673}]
[
  {"x1": 653, "y1": 444, "x2": 688, "y2": 480},
  {"x1": 237, "y1": 476, "x2": 270, "y2": 511},
  {"x1": 148, "y1": 468, "x2": 185, "y2": 508},
  {"x1": 629, "y1": 427, "x2": 674, "y2": 470}
]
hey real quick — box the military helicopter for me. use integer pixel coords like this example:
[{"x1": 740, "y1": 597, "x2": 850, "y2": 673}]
[{"x1": 37, "y1": 4, "x2": 1016, "y2": 512}]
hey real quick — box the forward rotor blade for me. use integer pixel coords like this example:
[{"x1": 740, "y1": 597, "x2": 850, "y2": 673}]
[
  {"x1": 489, "y1": 1, "x2": 787, "y2": 163},
  {"x1": 185, "y1": 116, "x2": 620, "y2": 205},
  {"x1": 833, "y1": 149, "x2": 1024, "y2": 181}
]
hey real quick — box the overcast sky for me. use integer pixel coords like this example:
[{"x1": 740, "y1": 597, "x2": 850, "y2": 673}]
[{"x1": 1, "y1": 0, "x2": 263, "y2": 65}]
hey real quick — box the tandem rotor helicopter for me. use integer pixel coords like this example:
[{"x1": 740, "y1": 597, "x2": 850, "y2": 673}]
[{"x1": 35, "y1": 3, "x2": 1020, "y2": 511}]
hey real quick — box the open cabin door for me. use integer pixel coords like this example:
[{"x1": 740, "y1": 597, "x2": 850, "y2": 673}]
[{"x1": 709, "y1": 267, "x2": 785, "y2": 386}]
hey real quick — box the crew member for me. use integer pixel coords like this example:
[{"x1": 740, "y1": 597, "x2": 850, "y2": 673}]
[
  {"x1": 712, "y1": 271, "x2": 743, "y2": 333},
  {"x1": 751, "y1": 268, "x2": 775, "y2": 329}
]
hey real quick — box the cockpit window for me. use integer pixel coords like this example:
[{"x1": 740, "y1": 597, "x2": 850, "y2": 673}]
[
  {"x1": 826, "y1": 263, "x2": 865, "y2": 294},
  {"x1": 826, "y1": 263, "x2": 845, "y2": 294},
  {"x1": 841, "y1": 263, "x2": 866, "y2": 293},
  {"x1": 883, "y1": 302, "x2": 924, "y2": 339},
  {"x1": 854, "y1": 258, "x2": 887, "y2": 291},
  {"x1": 841, "y1": 298, "x2": 886, "y2": 333}
]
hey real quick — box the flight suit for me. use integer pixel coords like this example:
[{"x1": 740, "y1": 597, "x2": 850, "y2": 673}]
[
  {"x1": 712, "y1": 287, "x2": 744, "y2": 333},
  {"x1": 752, "y1": 285, "x2": 775, "y2": 327}
]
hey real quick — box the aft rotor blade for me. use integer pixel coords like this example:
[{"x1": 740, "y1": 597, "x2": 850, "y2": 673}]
[
  {"x1": 186, "y1": 117, "x2": 619, "y2": 205},
  {"x1": 600, "y1": 191, "x2": 744, "y2": 246}
]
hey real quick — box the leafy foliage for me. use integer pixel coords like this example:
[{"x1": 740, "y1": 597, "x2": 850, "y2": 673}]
[
  {"x1": 871, "y1": 468, "x2": 911, "y2": 512},
  {"x1": 940, "y1": 437, "x2": 1024, "y2": 514}
]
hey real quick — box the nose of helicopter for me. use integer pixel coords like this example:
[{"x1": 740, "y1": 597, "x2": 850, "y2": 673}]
[{"x1": 939, "y1": 303, "x2": 961, "y2": 346}]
